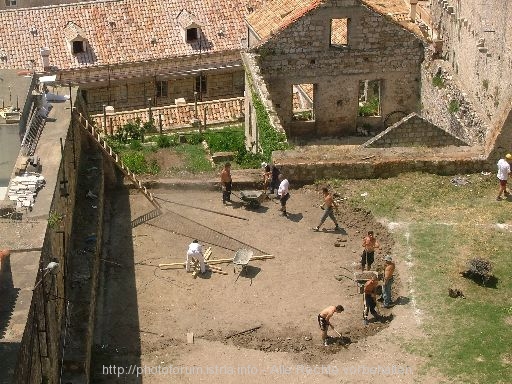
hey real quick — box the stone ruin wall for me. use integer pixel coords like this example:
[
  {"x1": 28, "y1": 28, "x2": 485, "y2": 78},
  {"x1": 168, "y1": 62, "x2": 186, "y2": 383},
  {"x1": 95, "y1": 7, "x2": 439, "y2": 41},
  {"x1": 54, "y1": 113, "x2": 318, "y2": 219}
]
[
  {"x1": 429, "y1": 0, "x2": 512, "y2": 159},
  {"x1": 254, "y1": 0, "x2": 424, "y2": 136}
]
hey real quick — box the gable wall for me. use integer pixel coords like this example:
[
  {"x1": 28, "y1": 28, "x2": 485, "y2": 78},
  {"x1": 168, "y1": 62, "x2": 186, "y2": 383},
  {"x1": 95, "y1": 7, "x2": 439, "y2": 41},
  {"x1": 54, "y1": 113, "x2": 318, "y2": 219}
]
[{"x1": 254, "y1": 2, "x2": 424, "y2": 136}]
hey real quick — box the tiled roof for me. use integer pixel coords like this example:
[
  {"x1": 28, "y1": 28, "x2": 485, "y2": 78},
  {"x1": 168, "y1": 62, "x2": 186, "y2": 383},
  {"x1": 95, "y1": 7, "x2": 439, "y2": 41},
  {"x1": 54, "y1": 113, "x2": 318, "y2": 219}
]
[
  {"x1": 63, "y1": 21, "x2": 86, "y2": 42},
  {"x1": 246, "y1": 0, "x2": 322, "y2": 41},
  {"x1": 247, "y1": 0, "x2": 422, "y2": 42},
  {"x1": 0, "y1": 0, "x2": 257, "y2": 71},
  {"x1": 176, "y1": 9, "x2": 203, "y2": 30}
]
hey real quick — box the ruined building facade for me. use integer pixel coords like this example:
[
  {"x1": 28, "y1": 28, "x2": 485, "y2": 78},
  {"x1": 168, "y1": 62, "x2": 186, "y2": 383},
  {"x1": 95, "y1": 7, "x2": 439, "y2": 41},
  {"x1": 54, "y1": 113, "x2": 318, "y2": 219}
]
[{"x1": 244, "y1": 0, "x2": 426, "y2": 144}]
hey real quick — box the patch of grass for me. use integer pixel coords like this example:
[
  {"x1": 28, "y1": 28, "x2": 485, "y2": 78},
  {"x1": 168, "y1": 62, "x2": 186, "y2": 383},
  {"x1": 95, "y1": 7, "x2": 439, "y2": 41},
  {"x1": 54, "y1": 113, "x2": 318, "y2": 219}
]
[
  {"x1": 449, "y1": 99, "x2": 460, "y2": 114},
  {"x1": 406, "y1": 224, "x2": 512, "y2": 383},
  {"x1": 121, "y1": 151, "x2": 159, "y2": 175},
  {"x1": 330, "y1": 173, "x2": 512, "y2": 382},
  {"x1": 433, "y1": 74, "x2": 445, "y2": 88},
  {"x1": 173, "y1": 144, "x2": 212, "y2": 173}
]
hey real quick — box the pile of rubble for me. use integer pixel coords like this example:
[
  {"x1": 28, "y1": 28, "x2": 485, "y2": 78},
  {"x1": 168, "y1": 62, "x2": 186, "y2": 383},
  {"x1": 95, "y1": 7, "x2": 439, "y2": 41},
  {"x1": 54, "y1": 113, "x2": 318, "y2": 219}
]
[{"x1": 7, "y1": 172, "x2": 46, "y2": 211}]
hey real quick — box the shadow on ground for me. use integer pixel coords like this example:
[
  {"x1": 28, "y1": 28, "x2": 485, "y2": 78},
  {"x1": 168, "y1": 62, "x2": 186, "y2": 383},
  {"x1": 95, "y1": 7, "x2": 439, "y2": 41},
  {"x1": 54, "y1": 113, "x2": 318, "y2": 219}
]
[{"x1": 90, "y1": 186, "x2": 142, "y2": 383}]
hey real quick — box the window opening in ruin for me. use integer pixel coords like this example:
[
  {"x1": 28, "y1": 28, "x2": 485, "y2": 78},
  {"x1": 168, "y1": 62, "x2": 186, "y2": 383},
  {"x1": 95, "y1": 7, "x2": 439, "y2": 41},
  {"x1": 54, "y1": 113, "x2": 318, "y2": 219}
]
[
  {"x1": 330, "y1": 18, "x2": 348, "y2": 47},
  {"x1": 72, "y1": 40, "x2": 85, "y2": 54},
  {"x1": 156, "y1": 81, "x2": 168, "y2": 98},
  {"x1": 292, "y1": 83, "x2": 315, "y2": 121},
  {"x1": 358, "y1": 80, "x2": 381, "y2": 117},
  {"x1": 186, "y1": 28, "x2": 199, "y2": 42},
  {"x1": 195, "y1": 75, "x2": 207, "y2": 95},
  {"x1": 5, "y1": 0, "x2": 17, "y2": 6}
]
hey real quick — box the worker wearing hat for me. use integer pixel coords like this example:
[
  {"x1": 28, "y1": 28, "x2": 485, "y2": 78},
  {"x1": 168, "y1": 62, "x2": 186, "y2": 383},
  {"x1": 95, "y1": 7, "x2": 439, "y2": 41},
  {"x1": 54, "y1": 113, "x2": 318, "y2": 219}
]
[{"x1": 496, "y1": 154, "x2": 512, "y2": 201}]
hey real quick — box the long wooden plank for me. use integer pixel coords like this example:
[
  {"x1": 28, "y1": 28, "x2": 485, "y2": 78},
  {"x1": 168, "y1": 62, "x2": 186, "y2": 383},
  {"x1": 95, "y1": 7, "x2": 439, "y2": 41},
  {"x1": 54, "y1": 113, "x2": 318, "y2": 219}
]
[{"x1": 158, "y1": 255, "x2": 274, "y2": 268}]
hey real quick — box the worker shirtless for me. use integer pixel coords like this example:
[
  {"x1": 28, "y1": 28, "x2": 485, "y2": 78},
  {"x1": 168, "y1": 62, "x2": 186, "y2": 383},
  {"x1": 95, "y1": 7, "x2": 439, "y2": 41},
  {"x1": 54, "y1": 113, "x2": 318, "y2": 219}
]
[{"x1": 318, "y1": 305, "x2": 344, "y2": 346}]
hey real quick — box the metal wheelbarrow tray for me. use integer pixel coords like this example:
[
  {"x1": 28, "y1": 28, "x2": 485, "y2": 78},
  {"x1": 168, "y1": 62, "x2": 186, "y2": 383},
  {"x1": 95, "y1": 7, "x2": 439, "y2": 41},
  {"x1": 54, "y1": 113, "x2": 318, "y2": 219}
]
[
  {"x1": 239, "y1": 190, "x2": 266, "y2": 209},
  {"x1": 233, "y1": 248, "x2": 254, "y2": 280}
]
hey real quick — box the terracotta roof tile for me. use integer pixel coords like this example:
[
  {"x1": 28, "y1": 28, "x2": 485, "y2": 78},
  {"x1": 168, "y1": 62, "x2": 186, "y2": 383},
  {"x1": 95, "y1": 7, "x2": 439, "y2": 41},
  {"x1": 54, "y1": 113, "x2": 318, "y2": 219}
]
[
  {"x1": 0, "y1": 0, "x2": 259, "y2": 72},
  {"x1": 247, "y1": 0, "x2": 423, "y2": 43},
  {"x1": 247, "y1": 0, "x2": 322, "y2": 41}
]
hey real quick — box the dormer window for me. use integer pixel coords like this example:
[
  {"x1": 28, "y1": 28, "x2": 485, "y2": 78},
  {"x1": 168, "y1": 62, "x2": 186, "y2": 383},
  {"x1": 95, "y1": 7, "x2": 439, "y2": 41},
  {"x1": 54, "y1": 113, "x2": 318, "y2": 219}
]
[
  {"x1": 64, "y1": 21, "x2": 88, "y2": 55},
  {"x1": 72, "y1": 40, "x2": 85, "y2": 54},
  {"x1": 177, "y1": 9, "x2": 203, "y2": 45},
  {"x1": 186, "y1": 28, "x2": 199, "y2": 42}
]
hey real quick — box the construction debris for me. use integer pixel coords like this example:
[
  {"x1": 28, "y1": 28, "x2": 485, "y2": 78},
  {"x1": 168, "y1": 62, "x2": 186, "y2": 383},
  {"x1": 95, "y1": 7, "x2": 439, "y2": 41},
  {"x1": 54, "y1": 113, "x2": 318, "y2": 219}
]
[
  {"x1": 7, "y1": 172, "x2": 46, "y2": 211},
  {"x1": 158, "y1": 250, "x2": 274, "y2": 279}
]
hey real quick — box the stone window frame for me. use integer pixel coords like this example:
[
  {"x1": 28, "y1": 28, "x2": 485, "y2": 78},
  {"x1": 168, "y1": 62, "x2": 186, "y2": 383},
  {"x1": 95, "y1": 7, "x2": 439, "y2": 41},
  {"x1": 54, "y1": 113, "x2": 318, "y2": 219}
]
[
  {"x1": 329, "y1": 18, "x2": 349, "y2": 48},
  {"x1": 291, "y1": 83, "x2": 315, "y2": 122},
  {"x1": 5, "y1": 0, "x2": 16, "y2": 6}
]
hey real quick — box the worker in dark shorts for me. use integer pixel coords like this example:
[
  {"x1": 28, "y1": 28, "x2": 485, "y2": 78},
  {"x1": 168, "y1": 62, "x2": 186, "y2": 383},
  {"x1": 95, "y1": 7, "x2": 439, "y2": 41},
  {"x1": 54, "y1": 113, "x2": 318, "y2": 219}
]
[
  {"x1": 318, "y1": 305, "x2": 344, "y2": 346},
  {"x1": 220, "y1": 162, "x2": 232, "y2": 204},
  {"x1": 363, "y1": 274, "x2": 380, "y2": 325},
  {"x1": 361, "y1": 230, "x2": 380, "y2": 271}
]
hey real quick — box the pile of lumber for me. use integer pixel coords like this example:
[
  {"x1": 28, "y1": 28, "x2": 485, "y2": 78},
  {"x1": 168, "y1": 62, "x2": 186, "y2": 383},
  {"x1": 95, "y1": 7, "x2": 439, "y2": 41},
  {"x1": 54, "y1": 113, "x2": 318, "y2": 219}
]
[{"x1": 158, "y1": 248, "x2": 274, "y2": 279}]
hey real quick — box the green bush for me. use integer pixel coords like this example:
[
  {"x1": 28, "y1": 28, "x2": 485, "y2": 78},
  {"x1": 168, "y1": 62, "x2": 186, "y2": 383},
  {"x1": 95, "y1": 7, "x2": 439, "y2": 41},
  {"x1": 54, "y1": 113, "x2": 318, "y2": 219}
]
[
  {"x1": 129, "y1": 140, "x2": 143, "y2": 151},
  {"x1": 448, "y1": 99, "x2": 460, "y2": 113},
  {"x1": 186, "y1": 132, "x2": 204, "y2": 145},
  {"x1": 121, "y1": 151, "x2": 148, "y2": 174},
  {"x1": 358, "y1": 97, "x2": 380, "y2": 117},
  {"x1": 155, "y1": 135, "x2": 177, "y2": 148},
  {"x1": 235, "y1": 147, "x2": 264, "y2": 169},
  {"x1": 433, "y1": 74, "x2": 445, "y2": 88},
  {"x1": 204, "y1": 128, "x2": 245, "y2": 152}
]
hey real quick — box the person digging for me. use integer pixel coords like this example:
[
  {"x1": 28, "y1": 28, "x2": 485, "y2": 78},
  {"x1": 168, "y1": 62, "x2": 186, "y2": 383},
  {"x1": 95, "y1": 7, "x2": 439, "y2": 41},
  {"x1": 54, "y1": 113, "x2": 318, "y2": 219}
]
[
  {"x1": 318, "y1": 305, "x2": 344, "y2": 346},
  {"x1": 363, "y1": 274, "x2": 381, "y2": 325}
]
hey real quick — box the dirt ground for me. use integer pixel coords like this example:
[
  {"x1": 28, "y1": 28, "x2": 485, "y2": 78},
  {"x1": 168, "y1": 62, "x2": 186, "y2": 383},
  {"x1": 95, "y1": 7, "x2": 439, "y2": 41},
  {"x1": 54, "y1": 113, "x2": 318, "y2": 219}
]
[{"x1": 91, "y1": 181, "x2": 441, "y2": 383}]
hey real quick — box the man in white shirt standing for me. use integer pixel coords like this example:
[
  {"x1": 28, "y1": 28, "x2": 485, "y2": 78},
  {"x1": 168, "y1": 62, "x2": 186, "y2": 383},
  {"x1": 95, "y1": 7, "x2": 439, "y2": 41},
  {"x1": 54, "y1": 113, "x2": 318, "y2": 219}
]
[
  {"x1": 277, "y1": 174, "x2": 290, "y2": 216},
  {"x1": 185, "y1": 240, "x2": 206, "y2": 274},
  {"x1": 496, "y1": 153, "x2": 512, "y2": 201}
]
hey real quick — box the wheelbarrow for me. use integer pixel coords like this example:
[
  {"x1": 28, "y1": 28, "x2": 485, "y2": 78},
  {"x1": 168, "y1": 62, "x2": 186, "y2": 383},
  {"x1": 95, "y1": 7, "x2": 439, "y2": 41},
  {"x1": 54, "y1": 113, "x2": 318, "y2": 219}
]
[
  {"x1": 233, "y1": 248, "x2": 254, "y2": 282},
  {"x1": 238, "y1": 190, "x2": 266, "y2": 209}
]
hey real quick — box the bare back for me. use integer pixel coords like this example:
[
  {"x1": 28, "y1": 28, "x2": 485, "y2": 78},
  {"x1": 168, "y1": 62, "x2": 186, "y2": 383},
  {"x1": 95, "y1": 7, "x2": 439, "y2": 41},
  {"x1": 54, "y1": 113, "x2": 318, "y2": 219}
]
[
  {"x1": 220, "y1": 168, "x2": 231, "y2": 183},
  {"x1": 384, "y1": 262, "x2": 395, "y2": 279}
]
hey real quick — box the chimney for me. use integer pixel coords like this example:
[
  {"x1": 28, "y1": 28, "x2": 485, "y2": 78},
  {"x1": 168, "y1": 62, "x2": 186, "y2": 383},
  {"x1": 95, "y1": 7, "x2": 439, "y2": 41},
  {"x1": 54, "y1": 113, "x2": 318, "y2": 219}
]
[
  {"x1": 410, "y1": 0, "x2": 418, "y2": 22},
  {"x1": 40, "y1": 47, "x2": 50, "y2": 70}
]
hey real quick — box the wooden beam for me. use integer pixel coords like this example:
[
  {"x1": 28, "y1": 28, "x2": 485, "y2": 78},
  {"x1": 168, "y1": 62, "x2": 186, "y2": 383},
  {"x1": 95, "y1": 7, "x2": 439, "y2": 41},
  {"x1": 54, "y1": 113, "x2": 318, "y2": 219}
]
[{"x1": 158, "y1": 255, "x2": 274, "y2": 268}]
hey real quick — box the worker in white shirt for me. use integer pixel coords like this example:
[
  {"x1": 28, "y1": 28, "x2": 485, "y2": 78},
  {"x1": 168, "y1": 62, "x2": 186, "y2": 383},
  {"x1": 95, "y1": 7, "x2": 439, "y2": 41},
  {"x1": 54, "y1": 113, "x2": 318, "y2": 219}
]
[
  {"x1": 277, "y1": 174, "x2": 290, "y2": 216},
  {"x1": 185, "y1": 240, "x2": 206, "y2": 274}
]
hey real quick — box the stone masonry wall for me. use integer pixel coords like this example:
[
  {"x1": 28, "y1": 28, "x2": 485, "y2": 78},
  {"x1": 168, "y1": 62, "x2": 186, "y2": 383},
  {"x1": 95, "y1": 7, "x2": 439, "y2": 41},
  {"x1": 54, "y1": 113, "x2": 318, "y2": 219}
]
[
  {"x1": 430, "y1": 0, "x2": 512, "y2": 159},
  {"x1": 14, "y1": 113, "x2": 84, "y2": 384},
  {"x1": 420, "y1": 55, "x2": 488, "y2": 146},
  {"x1": 364, "y1": 112, "x2": 467, "y2": 148},
  {"x1": 253, "y1": 0, "x2": 424, "y2": 136},
  {"x1": 276, "y1": 157, "x2": 486, "y2": 184}
]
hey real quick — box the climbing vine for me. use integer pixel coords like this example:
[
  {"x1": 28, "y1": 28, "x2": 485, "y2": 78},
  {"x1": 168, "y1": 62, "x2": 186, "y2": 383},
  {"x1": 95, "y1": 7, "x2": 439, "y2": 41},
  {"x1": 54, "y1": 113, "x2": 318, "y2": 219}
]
[{"x1": 245, "y1": 62, "x2": 289, "y2": 161}]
